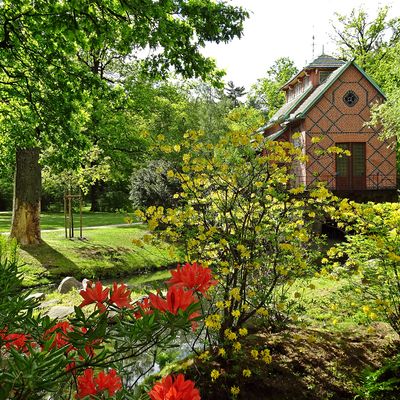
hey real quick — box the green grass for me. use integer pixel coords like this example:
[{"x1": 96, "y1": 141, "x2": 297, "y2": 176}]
[
  {"x1": 19, "y1": 225, "x2": 179, "y2": 287},
  {"x1": 290, "y1": 276, "x2": 381, "y2": 333},
  {"x1": 0, "y1": 211, "x2": 131, "y2": 232}
]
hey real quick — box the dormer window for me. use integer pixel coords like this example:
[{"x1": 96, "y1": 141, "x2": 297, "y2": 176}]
[{"x1": 320, "y1": 71, "x2": 331, "y2": 84}]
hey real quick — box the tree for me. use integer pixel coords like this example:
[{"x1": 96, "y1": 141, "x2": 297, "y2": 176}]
[
  {"x1": 0, "y1": 0, "x2": 249, "y2": 244},
  {"x1": 225, "y1": 80, "x2": 246, "y2": 107},
  {"x1": 331, "y1": 7, "x2": 400, "y2": 172},
  {"x1": 247, "y1": 57, "x2": 298, "y2": 120},
  {"x1": 331, "y1": 6, "x2": 400, "y2": 73}
]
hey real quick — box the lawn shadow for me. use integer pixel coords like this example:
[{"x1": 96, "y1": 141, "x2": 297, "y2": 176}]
[{"x1": 22, "y1": 241, "x2": 81, "y2": 280}]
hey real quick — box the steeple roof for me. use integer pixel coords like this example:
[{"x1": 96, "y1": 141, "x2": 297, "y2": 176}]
[
  {"x1": 281, "y1": 54, "x2": 345, "y2": 91},
  {"x1": 305, "y1": 54, "x2": 345, "y2": 69}
]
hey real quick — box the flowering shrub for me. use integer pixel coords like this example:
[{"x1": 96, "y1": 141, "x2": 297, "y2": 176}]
[
  {"x1": 135, "y1": 129, "x2": 332, "y2": 347},
  {"x1": 328, "y1": 201, "x2": 400, "y2": 334},
  {"x1": 0, "y1": 237, "x2": 209, "y2": 400}
]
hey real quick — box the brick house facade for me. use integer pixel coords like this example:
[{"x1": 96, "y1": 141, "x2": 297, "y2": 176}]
[{"x1": 262, "y1": 54, "x2": 397, "y2": 200}]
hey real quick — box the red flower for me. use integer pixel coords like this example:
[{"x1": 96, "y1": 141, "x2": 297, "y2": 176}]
[
  {"x1": 79, "y1": 281, "x2": 110, "y2": 313},
  {"x1": 149, "y1": 286, "x2": 197, "y2": 315},
  {"x1": 167, "y1": 263, "x2": 218, "y2": 294},
  {"x1": 76, "y1": 369, "x2": 97, "y2": 399},
  {"x1": 44, "y1": 321, "x2": 74, "y2": 351},
  {"x1": 76, "y1": 368, "x2": 122, "y2": 399},
  {"x1": 148, "y1": 374, "x2": 201, "y2": 400},
  {"x1": 94, "y1": 369, "x2": 122, "y2": 397},
  {"x1": 3, "y1": 333, "x2": 32, "y2": 353},
  {"x1": 134, "y1": 297, "x2": 153, "y2": 319},
  {"x1": 110, "y1": 283, "x2": 133, "y2": 309}
]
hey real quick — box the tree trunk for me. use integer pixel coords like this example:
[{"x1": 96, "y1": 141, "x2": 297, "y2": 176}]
[
  {"x1": 10, "y1": 148, "x2": 42, "y2": 245},
  {"x1": 89, "y1": 181, "x2": 105, "y2": 212}
]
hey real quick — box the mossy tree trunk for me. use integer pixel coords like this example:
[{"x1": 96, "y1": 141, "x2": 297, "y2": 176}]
[{"x1": 10, "y1": 148, "x2": 42, "y2": 245}]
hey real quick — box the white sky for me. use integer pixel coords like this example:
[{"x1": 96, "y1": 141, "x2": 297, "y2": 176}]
[{"x1": 202, "y1": 0, "x2": 400, "y2": 90}]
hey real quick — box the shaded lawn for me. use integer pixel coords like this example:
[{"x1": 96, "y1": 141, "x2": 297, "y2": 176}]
[
  {"x1": 20, "y1": 225, "x2": 178, "y2": 287},
  {"x1": 0, "y1": 211, "x2": 131, "y2": 232}
]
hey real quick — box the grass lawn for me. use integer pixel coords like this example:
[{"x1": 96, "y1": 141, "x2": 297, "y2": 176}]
[
  {"x1": 0, "y1": 211, "x2": 131, "y2": 233},
  {"x1": 19, "y1": 225, "x2": 179, "y2": 287}
]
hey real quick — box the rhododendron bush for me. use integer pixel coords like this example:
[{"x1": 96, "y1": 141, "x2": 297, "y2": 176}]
[{"x1": 0, "y1": 237, "x2": 212, "y2": 399}]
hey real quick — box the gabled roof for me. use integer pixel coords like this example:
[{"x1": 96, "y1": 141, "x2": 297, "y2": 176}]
[
  {"x1": 289, "y1": 60, "x2": 385, "y2": 121},
  {"x1": 258, "y1": 85, "x2": 314, "y2": 132},
  {"x1": 262, "y1": 58, "x2": 386, "y2": 132}
]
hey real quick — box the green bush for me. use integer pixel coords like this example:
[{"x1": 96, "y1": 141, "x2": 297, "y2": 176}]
[
  {"x1": 130, "y1": 159, "x2": 181, "y2": 210},
  {"x1": 356, "y1": 354, "x2": 400, "y2": 400}
]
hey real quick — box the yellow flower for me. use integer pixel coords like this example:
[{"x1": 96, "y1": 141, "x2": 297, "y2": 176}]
[
  {"x1": 229, "y1": 287, "x2": 241, "y2": 301},
  {"x1": 210, "y1": 369, "x2": 220, "y2": 381},
  {"x1": 242, "y1": 369, "x2": 251, "y2": 378},
  {"x1": 224, "y1": 329, "x2": 237, "y2": 341},
  {"x1": 256, "y1": 307, "x2": 268, "y2": 316},
  {"x1": 238, "y1": 328, "x2": 248, "y2": 336},
  {"x1": 205, "y1": 314, "x2": 222, "y2": 330},
  {"x1": 216, "y1": 301, "x2": 225, "y2": 310},
  {"x1": 221, "y1": 267, "x2": 230, "y2": 275},
  {"x1": 261, "y1": 349, "x2": 272, "y2": 364},
  {"x1": 231, "y1": 309, "x2": 240, "y2": 319},
  {"x1": 233, "y1": 341, "x2": 241, "y2": 351},
  {"x1": 198, "y1": 351, "x2": 210, "y2": 361},
  {"x1": 250, "y1": 349, "x2": 259, "y2": 359},
  {"x1": 218, "y1": 348, "x2": 226, "y2": 357},
  {"x1": 231, "y1": 386, "x2": 240, "y2": 396}
]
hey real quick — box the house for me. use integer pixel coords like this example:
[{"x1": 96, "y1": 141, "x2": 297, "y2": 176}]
[{"x1": 261, "y1": 54, "x2": 397, "y2": 201}]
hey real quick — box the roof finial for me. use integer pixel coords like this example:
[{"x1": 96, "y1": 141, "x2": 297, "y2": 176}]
[
  {"x1": 322, "y1": 44, "x2": 325, "y2": 55},
  {"x1": 312, "y1": 26, "x2": 315, "y2": 59}
]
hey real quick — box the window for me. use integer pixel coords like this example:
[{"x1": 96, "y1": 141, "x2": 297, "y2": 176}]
[
  {"x1": 319, "y1": 71, "x2": 331, "y2": 84},
  {"x1": 343, "y1": 90, "x2": 359, "y2": 107},
  {"x1": 336, "y1": 142, "x2": 366, "y2": 190}
]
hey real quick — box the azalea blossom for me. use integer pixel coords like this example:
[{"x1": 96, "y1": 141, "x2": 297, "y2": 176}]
[
  {"x1": 148, "y1": 374, "x2": 201, "y2": 400},
  {"x1": 76, "y1": 369, "x2": 97, "y2": 399},
  {"x1": 134, "y1": 296, "x2": 153, "y2": 319},
  {"x1": 79, "y1": 281, "x2": 110, "y2": 313},
  {"x1": 76, "y1": 368, "x2": 122, "y2": 399},
  {"x1": 94, "y1": 369, "x2": 122, "y2": 397},
  {"x1": 149, "y1": 285, "x2": 197, "y2": 315},
  {"x1": 1, "y1": 332, "x2": 33, "y2": 353},
  {"x1": 44, "y1": 321, "x2": 74, "y2": 350},
  {"x1": 167, "y1": 262, "x2": 218, "y2": 294},
  {"x1": 109, "y1": 283, "x2": 133, "y2": 309}
]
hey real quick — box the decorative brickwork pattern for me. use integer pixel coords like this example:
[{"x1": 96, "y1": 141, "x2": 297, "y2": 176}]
[{"x1": 303, "y1": 65, "x2": 396, "y2": 190}]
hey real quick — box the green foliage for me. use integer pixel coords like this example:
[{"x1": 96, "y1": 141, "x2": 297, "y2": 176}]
[
  {"x1": 130, "y1": 160, "x2": 182, "y2": 210},
  {"x1": 356, "y1": 354, "x2": 400, "y2": 400},
  {"x1": 332, "y1": 6, "x2": 400, "y2": 71},
  {"x1": 328, "y1": 201, "x2": 400, "y2": 334},
  {"x1": 247, "y1": 57, "x2": 298, "y2": 119}
]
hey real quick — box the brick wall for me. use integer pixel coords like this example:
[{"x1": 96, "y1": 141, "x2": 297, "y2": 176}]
[{"x1": 303, "y1": 65, "x2": 396, "y2": 190}]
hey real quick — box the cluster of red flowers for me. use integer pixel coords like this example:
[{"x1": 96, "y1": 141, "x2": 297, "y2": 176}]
[
  {"x1": 79, "y1": 281, "x2": 133, "y2": 313},
  {"x1": 2, "y1": 263, "x2": 214, "y2": 399},
  {"x1": 166, "y1": 262, "x2": 218, "y2": 294},
  {"x1": 147, "y1": 262, "x2": 217, "y2": 314},
  {"x1": 0, "y1": 331, "x2": 35, "y2": 353},
  {"x1": 76, "y1": 368, "x2": 122, "y2": 399},
  {"x1": 148, "y1": 374, "x2": 201, "y2": 400}
]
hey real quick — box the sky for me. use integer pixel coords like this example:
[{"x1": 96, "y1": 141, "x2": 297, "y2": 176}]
[{"x1": 202, "y1": 0, "x2": 400, "y2": 90}]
